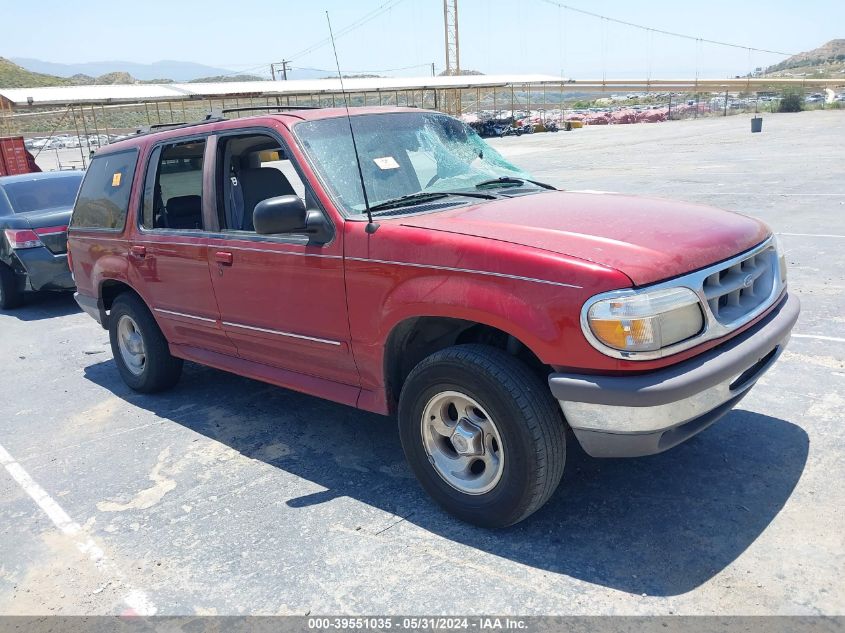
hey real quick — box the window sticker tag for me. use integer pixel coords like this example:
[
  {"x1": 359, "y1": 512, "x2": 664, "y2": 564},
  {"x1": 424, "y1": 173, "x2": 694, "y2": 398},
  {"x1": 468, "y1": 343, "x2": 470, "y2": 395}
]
[
  {"x1": 111, "y1": 172, "x2": 122, "y2": 187},
  {"x1": 373, "y1": 156, "x2": 400, "y2": 170}
]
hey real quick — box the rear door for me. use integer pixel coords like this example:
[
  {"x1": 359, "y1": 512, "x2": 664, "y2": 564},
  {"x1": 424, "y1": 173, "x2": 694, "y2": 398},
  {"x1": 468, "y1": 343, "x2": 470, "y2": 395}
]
[
  {"x1": 204, "y1": 127, "x2": 358, "y2": 389},
  {"x1": 128, "y1": 137, "x2": 235, "y2": 356}
]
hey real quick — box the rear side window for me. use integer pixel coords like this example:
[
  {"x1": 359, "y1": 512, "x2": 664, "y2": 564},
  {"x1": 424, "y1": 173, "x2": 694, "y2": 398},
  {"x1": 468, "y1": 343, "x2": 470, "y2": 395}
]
[
  {"x1": 71, "y1": 150, "x2": 138, "y2": 230},
  {"x1": 141, "y1": 139, "x2": 206, "y2": 231}
]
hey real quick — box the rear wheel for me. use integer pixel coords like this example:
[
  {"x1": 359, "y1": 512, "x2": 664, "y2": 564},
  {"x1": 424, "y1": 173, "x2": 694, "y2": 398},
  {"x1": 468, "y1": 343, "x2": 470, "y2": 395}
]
[
  {"x1": 398, "y1": 345, "x2": 566, "y2": 527},
  {"x1": 0, "y1": 263, "x2": 23, "y2": 310},
  {"x1": 109, "y1": 293, "x2": 183, "y2": 392}
]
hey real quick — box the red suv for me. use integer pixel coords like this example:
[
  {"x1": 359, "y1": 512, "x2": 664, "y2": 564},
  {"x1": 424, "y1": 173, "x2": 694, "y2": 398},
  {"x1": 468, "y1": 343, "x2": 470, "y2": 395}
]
[{"x1": 68, "y1": 107, "x2": 799, "y2": 527}]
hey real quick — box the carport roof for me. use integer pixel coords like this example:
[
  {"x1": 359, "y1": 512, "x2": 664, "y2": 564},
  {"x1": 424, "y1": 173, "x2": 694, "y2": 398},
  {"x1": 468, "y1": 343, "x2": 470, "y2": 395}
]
[{"x1": 0, "y1": 74, "x2": 565, "y2": 107}]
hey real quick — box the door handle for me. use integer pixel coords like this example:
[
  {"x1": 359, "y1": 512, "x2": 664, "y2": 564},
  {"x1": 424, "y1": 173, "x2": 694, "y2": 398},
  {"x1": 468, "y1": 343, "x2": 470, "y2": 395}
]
[
  {"x1": 215, "y1": 251, "x2": 234, "y2": 266},
  {"x1": 130, "y1": 245, "x2": 147, "y2": 258}
]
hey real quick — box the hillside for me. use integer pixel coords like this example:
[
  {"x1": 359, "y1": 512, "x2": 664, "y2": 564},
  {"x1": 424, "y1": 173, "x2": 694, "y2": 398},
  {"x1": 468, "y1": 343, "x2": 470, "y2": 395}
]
[
  {"x1": 10, "y1": 58, "x2": 238, "y2": 82},
  {"x1": 188, "y1": 74, "x2": 266, "y2": 83},
  {"x1": 0, "y1": 57, "x2": 266, "y2": 89},
  {"x1": 0, "y1": 57, "x2": 71, "y2": 88},
  {"x1": 764, "y1": 39, "x2": 845, "y2": 77}
]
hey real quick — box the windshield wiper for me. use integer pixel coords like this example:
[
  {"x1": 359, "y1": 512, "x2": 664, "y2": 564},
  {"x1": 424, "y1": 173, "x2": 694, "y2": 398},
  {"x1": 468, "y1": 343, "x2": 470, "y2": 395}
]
[
  {"x1": 368, "y1": 190, "x2": 496, "y2": 214},
  {"x1": 475, "y1": 177, "x2": 557, "y2": 190}
]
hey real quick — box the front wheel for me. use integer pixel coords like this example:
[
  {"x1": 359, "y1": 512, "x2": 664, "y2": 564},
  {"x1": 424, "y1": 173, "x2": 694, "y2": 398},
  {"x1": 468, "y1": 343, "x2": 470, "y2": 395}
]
[
  {"x1": 109, "y1": 293, "x2": 183, "y2": 393},
  {"x1": 398, "y1": 345, "x2": 566, "y2": 527}
]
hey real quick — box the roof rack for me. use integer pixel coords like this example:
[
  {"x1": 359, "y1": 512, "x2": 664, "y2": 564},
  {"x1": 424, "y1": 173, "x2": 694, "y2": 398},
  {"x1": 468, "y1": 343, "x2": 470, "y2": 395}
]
[
  {"x1": 134, "y1": 113, "x2": 223, "y2": 136},
  {"x1": 218, "y1": 105, "x2": 321, "y2": 115}
]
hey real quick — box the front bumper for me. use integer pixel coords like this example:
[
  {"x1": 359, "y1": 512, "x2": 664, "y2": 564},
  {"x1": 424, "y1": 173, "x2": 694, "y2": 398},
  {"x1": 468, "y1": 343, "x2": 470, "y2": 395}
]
[
  {"x1": 549, "y1": 292, "x2": 800, "y2": 458},
  {"x1": 13, "y1": 247, "x2": 75, "y2": 292}
]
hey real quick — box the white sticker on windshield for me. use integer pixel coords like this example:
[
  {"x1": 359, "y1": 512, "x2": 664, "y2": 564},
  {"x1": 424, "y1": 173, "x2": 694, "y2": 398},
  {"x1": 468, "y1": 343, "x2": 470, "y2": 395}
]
[{"x1": 373, "y1": 156, "x2": 400, "y2": 170}]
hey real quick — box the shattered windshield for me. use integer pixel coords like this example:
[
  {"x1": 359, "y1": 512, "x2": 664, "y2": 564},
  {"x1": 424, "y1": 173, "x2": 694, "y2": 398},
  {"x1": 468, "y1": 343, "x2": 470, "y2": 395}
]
[{"x1": 294, "y1": 112, "x2": 532, "y2": 216}]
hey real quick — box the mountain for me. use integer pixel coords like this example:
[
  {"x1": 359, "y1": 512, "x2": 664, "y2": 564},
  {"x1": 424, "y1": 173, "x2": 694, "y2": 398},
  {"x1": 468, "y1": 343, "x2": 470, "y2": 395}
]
[
  {"x1": 10, "y1": 58, "x2": 246, "y2": 82},
  {"x1": 438, "y1": 69, "x2": 485, "y2": 76},
  {"x1": 0, "y1": 57, "x2": 70, "y2": 88},
  {"x1": 1, "y1": 57, "x2": 269, "y2": 89},
  {"x1": 188, "y1": 74, "x2": 266, "y2": 83},
  {"x1": 764, "y1": 39, "x2": 845, "y2": 77}
]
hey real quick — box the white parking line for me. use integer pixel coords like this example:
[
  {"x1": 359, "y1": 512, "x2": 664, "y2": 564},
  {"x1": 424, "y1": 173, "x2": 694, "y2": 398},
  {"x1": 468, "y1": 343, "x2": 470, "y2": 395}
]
[
  {"x1": 777, "y1": 233, "x2": 845, "y2": 239},
  {"x1": 793, "y1": 334, "x2": 845, "y2": 343},
  {"x1": 700, "y1": 193, "x2": 845, "y2": 197},
  {"x1": 0, "y1": 442, "x2": 156, "y2": 615}
]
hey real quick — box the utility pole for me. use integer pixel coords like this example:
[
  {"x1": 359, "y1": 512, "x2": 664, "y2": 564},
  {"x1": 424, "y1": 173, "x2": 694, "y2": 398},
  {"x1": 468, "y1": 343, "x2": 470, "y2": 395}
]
[
  {"x1": 443, "y1": 0, "x2": 460, "y2": 76},
  {"x1": 431, "y1": 62, "x2": 435, "y2": 77},
  {"x1": 271, "y1": 60, "x2": 290, "y2": 81}
]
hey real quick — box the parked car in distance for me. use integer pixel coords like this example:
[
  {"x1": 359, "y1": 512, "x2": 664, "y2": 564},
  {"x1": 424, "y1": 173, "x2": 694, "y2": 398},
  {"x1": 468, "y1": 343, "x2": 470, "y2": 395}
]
[
  {"x1": 68, "y1": 107, "x2": 799, "y2": 527},
  {"x1": 0, "y1": 171, "x2": 84, "y2": 309}
]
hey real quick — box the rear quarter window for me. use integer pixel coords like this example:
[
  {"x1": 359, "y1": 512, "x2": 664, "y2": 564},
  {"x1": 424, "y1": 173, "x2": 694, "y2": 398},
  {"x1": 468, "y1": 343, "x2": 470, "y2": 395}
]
[{"x1": 70, "y1": 149, "x2": 139, "y2": 230}]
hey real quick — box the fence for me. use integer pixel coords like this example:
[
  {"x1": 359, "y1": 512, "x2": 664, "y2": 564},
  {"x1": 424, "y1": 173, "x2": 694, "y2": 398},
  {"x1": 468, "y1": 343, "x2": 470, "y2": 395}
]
[{"x1": 2, "y1": 85, "x2": 842, "y2": 170}]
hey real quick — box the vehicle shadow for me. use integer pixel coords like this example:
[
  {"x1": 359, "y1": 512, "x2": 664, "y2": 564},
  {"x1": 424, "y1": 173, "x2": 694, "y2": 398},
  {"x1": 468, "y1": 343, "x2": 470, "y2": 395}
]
[
  {"x1": 83, "y1": 359, "x2": 808, "y2": 597},
  {"x1": 5, "y1": 292, "x2": 80, "y2": 321}
]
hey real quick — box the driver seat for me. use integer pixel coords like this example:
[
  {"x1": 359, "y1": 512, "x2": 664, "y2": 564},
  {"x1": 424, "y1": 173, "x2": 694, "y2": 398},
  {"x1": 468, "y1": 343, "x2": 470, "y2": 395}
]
[{"x1": 237, "y1": 168, "x2": 296, "y2": 231}]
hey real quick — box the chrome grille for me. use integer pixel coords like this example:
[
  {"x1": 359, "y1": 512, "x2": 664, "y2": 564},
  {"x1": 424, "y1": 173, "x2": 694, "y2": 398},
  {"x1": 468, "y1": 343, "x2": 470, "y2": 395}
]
[
  {"x1": 579, "y1": 237, "x2": 785, "y2": 361},
  {"x1": 702, "y1": 245, "x2": 776, "y2": 325}
]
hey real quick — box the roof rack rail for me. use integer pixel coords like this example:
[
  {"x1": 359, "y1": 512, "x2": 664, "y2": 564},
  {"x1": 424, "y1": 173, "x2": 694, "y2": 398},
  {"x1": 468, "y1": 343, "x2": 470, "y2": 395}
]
[
  {"x1": 217, "y1": 105, "x2": 321, "y2": 115},
  {"x1": 134, "y1": 112, "x2": 223, "y2": 136}
]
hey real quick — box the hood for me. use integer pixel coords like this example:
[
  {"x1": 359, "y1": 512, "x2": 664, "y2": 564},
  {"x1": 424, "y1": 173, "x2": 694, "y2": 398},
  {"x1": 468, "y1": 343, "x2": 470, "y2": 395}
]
[{"x1": 399, "y1": 191, "x2": 770, "y2": 285}]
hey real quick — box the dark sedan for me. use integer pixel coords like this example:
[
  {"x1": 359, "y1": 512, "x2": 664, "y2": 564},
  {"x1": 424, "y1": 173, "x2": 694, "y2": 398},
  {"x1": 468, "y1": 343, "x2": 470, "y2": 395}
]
[{"x1": 0, "y1": 170, "x2": 84, "y2": 309}]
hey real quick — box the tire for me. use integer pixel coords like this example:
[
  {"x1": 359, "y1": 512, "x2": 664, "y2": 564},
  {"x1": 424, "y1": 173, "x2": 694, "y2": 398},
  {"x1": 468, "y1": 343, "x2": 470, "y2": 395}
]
[
  {"x1": 0, "y1": 262, "x2": 23, "y2": 310},
  {"x1": 398, "y1": 344, "x2": 566, "y2": 527},
  {"x1": 109, "y1": 292, "x2": 183, "y2": 393}
]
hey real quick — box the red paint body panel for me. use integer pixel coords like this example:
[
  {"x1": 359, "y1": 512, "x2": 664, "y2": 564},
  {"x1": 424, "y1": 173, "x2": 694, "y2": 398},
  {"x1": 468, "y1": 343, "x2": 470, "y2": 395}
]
[
  {"x1": 206, "y1": 235, "x2": 358, "y2": 386},
  {"x1": 129, "y1": 233, "x2": 236, "y2": 356},
  {"x1": 68, "y1": 108, "x2": 779, "y2": 417},
  {"x1": 400, "y1": 191, "x2": 769, "y2": 286}
]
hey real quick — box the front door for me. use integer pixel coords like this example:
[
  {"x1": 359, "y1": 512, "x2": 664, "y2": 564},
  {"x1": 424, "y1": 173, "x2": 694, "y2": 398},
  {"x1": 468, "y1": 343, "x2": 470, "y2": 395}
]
[
  {"x1": 206, "y1": 128, "x2": 359, "y2": 388},
  {"x1": 128, "y1": 137, "x2": 235, "y2": 356}
]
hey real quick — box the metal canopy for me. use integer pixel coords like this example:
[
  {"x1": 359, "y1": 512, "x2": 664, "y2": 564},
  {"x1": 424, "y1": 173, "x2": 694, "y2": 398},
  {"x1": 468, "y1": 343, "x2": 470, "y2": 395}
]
[
  {"x1": 3, "y1": 74, "x2": 841, "y2": 108},
  {"x1": 0, "y1": 74, "x2": 560, "y2": 107}
]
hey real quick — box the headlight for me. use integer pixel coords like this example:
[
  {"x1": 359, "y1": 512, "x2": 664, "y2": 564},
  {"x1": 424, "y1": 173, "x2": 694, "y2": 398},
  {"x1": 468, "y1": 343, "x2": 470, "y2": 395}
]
[{"x1": 585, "y1": 287, "x2": 704, "y2": 353}]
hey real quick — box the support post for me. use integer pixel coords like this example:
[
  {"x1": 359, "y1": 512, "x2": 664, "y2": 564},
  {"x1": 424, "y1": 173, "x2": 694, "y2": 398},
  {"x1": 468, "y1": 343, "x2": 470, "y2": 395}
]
[
  {"x1": 71, "y1": 107, "x2": 86, "y2": 168},
  {"x1": 101, "y1": 105, "x2": 111, "y2": 141},
  {"x1": 79, "y1": 107, "x2": 91, "y2": 164}
]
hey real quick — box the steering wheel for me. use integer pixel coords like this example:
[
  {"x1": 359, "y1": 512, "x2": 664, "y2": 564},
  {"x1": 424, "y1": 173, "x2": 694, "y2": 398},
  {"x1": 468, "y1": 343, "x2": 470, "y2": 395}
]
[{"x1": 425, "y1": 174, "x2": 441, "y2": 188}]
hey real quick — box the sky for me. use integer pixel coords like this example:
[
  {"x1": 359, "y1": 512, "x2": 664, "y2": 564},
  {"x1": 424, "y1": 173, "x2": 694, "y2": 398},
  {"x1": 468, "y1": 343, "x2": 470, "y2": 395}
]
[{"x1": 3, "y1": 0, "x2": 842, "y2": 80}]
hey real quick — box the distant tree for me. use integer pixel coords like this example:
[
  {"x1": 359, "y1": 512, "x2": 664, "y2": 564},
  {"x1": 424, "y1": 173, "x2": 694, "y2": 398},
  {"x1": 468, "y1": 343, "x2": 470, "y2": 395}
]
[{"x1": 778, "y1": 89, "x2": 803, "y2": 112}]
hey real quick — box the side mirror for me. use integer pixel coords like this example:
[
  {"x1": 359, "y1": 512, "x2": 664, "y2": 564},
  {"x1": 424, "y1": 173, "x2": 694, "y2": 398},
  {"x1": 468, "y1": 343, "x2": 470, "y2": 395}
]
[{"x1": 253, "y1": 195, "x2": 307, "y2": 235}]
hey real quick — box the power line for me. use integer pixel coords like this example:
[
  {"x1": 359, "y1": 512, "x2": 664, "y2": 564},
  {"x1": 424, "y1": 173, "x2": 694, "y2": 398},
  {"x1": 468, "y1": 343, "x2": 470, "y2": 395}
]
[
  {"x1": 289, "y1": 0, "x2": 409, "y2": 61},
  {"x1": 291, "y1": 63, "x2": 434, "y2": 75},
  {"x1": 211, "y1": 62, "x2": 275, "y2": 80},
  {"x1": 537, "y1": 0, "x2": 795, "y2": 57}
]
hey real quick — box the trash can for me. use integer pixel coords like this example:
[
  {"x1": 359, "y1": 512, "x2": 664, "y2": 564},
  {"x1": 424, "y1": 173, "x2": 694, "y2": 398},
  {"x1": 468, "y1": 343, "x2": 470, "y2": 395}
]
[{"x1": 751, "y1": 116, "x2": 763, "y2": 133}]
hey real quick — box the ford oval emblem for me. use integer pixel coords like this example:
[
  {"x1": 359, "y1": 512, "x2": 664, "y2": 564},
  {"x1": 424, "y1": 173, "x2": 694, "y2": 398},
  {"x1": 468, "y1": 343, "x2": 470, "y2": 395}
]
[{"x1": 742, "y1": 274, "x2": 754, "y2": 288}]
